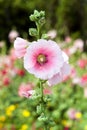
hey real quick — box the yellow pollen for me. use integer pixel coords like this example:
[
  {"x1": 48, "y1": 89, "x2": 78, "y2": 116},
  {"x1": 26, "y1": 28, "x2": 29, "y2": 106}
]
[{"x1": 37, "y1": 54, "x2": 46, "y2": 64}]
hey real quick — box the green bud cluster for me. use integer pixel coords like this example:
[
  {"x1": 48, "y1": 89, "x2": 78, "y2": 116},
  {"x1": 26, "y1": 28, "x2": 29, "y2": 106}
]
[
  {"x1": 29, "y1": 10, "x2": 47, "y2": 39},
  {"x1": 30, "y1": 10, "x2": 45, "y2": 23}
]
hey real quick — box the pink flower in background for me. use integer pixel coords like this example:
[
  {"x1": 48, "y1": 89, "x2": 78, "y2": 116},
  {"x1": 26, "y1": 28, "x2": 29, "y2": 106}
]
[
  {"x1": 78, "y1": 59, "x2": 87, "y2": 68},
  {"x1": 65, "y1": 36, "x2": 72, "y2": 43},
  {"x1": 8, "y1": 30, "x2": 19, "y2": 43},
  {"x1": 24, "y1": 39, "x2": 66, "y2": 80},
  {"x1": 16, "y1": 69, "x2": 25, "y2": 76},
  {"x1": 80, "y1": 74, "x2": 87, "y2": 87},
  {"x1": 67, "y1": 108, "x2": 77, "y2": 119},
  {"x1": 73, "y1": 39, "x2": 83, "y2": 51},
  {"x1": 3, "y1": 77, "x2": 10, "y2": 86},
  {"x1": 47, "y1": 30, "x2": 57, "y2": 39},
  {"x1": 14, "y1": 37, "x2": 29, "y2": 58},
  {"x1": 70, "y1": 67, "x2": 77, "y2": 78},
  {"x1": 18, "y1": 83, "x2": 34, "y2": 98}
]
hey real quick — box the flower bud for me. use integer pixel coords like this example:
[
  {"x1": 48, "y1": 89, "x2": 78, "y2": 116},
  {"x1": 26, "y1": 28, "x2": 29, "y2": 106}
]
[
  {"x1": 36, "y1": 105, "x2": 42, "y2": 114},
  {"x1": 29, "y1": 28, "x2": 38, "y2": 37},
  {"x1": 38, "y1": 113, "x2": 48, "y2": 122}
]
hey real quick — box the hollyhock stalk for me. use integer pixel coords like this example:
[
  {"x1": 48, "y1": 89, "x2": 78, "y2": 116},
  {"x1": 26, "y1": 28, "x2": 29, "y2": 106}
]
[
  {"x1": 29, "y1": 10, "x2": 50, "y2": 129},
  {"x1": 39, "y1": 80, "x2": 48, "y2": 130}
]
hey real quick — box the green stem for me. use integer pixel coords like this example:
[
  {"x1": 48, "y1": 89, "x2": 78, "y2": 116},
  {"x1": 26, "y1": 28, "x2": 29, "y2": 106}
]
[
  {"x1": 39, "y1": 80, "x2": 44, "y2": 110},
  {"x1": 40, "y1": 81, "x2": 43, "y2": 97},
  {"x1": 39, "y1": 80, "x2": 49, "y2": 130},
  {"x1": 44, "y1": 125, "x2": 48, "y2": 130},
  {"x1": 36, "y1": 22, "x2": 41, "y2": 39}
]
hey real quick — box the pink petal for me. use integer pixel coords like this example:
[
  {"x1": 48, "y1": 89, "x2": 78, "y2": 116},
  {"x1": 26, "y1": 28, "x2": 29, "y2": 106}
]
[
  {"x1": 14, "y1": 37, "x2": 28, "y2": 49},
  {"x1": 15, "y1": 48, "x2": 26, "y2": 58}
]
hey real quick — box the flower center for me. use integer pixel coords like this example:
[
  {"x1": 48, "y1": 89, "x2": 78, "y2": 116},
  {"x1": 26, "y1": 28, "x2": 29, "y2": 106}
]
[{"x1": 37, "y1": 54, "x2": 47, "y2": 64}]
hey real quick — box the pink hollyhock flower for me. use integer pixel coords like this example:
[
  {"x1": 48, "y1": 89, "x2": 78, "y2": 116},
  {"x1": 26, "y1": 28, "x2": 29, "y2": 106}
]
[
  {"x1": 14, "y1": 37, "x2": 29, "y2": 58},
  {"x1": 24, "y1": 39, "x2": 67, "y2": 80},
  {"x1": 78, "y1": 59, "x2": 87, "y2": 68},
  {"x1": 73, "y1": 39, "x2": 84, "y2": 51},
  {"x1": 80, "y1": 74, "x2": 87, "y2": 87},
  {"x1": 16, "y1": 69, "x2": 25, "y2": 76},
  {"x1": 65, "y1": 36, "x2": 72, "y2": 43},
  {"x1": 79, "y1": 74, "x2": 87, "y2": 97},
  {"x1": 8, "y1": 30, "x2": 19, "y2": 43},
  {"x1": 1, "y1": 69, "x2": 7, "y2": 75},
  {"x1": 3, "y1": 77, "x2": 10, "y2": 86},
  {"x1": 67, "y1": 108, "x2": 77, "y2": 119},
  {"x1": 47, "y1": 52, "x2": 70, "y2": 86},
  {"x1": 70, "y1": 67, "x2": 77, "y2": 78},
  {"x1": 47, "y1": 30, "x2": 57, "y2": 39},
  {"x1": 18, "y1": 83, "x2": 34, "y2": 98}
]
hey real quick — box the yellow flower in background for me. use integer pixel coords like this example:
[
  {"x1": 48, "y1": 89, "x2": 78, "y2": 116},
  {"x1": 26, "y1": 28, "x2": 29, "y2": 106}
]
[
  {"x1": 84, "y1": 125, "x2": 87, "y2": 130},
  {"x1": 75, "y1": 112, "x2": 82, "y2": 119},
  {"x1": 8, "y1": 105, "x2": 16, "y2": 111},
  {"x1": 19, "y1": 124, "x2": 28, "y2": 130},
  {"x1": 6, "y1": 104, "x2": 16, "y2": 116},
  {"x1": 22, "y1": 110, "x2": 30, "y2": 117},
  {"x1": 61, "y1": 120, "x2": 67, "y2": 126},
  {"x1": 61, "y1": 120, "x2": 71, "y2": 127},
  {"x1": 0, "y1": 116, "x2": 6, "y2": 122},
  {"x1": 0, "y1": 123, "x2": 3, "y2": 128}
]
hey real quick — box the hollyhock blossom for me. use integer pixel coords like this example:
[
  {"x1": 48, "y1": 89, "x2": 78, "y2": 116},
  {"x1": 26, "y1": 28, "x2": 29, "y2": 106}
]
[
  {"x1": 3, "y1": 77, "x2": 10, "y2": 86},
  {"x1": 77, "y1": 59, "x2": 87, "y2": 68},
  {"x1": 18, "y1": 83, "x2": 35, "y2": 98},
  {"x1": 14, "y1": 37, "x2": 29, "y2": 58},
  {"x1": 47, "y1": 30, "x2": 57, "y2": 39},
  {"x1": 24, "y1": 39, "x2": 70, "y2": 81},
  {"x1": 67, "y1": 108, "x2": 77, "y2": 119},
  {"x1": 80, "y1": 74, "x2": 87, "y2": 87},
  {"x1": 8, "y1": 30, "x2": 19, "y2": 43},
  {"x1": 16, "y1": 69, "x2": 25, "y2": 77},
  {"x1": 65, "y1": 36, "x2": 72, "y2": 43},
  {"x1": 73, "y1": 39, "x2": 84, "y2": 51},
  {"x1": 70, "y1": 67, "x2": 77, "y2": 78}
]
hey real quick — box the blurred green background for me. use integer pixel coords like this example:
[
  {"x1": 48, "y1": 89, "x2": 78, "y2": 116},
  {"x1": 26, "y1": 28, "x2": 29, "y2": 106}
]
[{"x1": 0, "y1": 0, "x2": 87, "y2": 51}]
